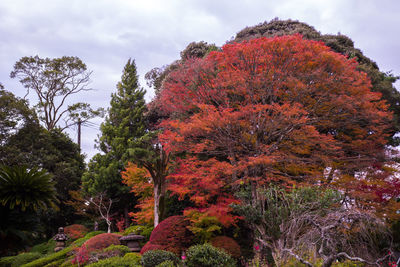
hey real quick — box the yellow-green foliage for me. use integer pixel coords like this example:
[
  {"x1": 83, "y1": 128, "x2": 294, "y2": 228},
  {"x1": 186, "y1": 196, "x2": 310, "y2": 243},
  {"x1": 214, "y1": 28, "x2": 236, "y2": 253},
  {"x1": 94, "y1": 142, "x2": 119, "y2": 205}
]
[
  {"x1": 281, "y1": 257, "x2": 364, "y2": 267},
  {"x1": 103, "y1": 245, "x2": 131, "y2": 255},
  {"x1": 333, "y1": 261, "x2": 364, "y2": 267},
  {"x1": 0, "y1": 252, "x2": 41, "y2": 267},
  {"x1": 123, "y1": 225, "x2": 153, "y2": 240},
  {"x1": 21, "y1": 246, "x2": 74, "y2": 267},
  {"x1": 85, "y1": 256, "x2": 141, "y2": 267},
  {"x1": 123, "y1": 253, "x2": 141, "y2": 261},
  {"x1": 155, "y1": 260, "x2": 176, "y2": 267},
  {"x1": 30, "y1": 240, "x2": 56, "y2": 255},
  {"x1": 43, "y1": 258, "x2": 65, "y2": 267}
]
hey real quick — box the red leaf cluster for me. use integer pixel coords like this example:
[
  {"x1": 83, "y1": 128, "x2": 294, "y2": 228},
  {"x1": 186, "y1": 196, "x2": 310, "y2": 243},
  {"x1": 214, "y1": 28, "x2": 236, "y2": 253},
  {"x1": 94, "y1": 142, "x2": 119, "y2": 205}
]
[
  {"x1": 140, "y1": 216, "x2": 193, "y2": 255},
  {"x1": 155, "y1": 35, "x2": 394, "y2": 220},
  {"x1": 64, "y1": 224, "x2": 89, "y2": 240},
  {"x1": 80, "y1": 233, "x2": 121, "y2": 253},
  {"x1": 210, "y1": 236, "x2": 241, "y2": 258}
]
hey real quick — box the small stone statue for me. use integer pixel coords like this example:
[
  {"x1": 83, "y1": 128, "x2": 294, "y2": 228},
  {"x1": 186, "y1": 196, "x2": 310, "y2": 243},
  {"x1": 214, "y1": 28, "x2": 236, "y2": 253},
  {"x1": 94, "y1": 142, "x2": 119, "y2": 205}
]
[{"x1": 53, "y1": 227, "x2": 68, "y2": 252}]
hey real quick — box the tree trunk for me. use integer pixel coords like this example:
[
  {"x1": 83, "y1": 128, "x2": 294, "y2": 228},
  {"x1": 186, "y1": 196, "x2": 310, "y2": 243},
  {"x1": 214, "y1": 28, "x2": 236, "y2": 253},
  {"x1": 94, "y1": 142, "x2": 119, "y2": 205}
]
[
  {"x1": 153, "y1": 177, "x2": 166, "y2": 227},
  {"x1": 124, "y1": 206, "x2": 129, "y2": 228},
  {"x1": 322, "y1": 256, "x2": 336, "y2": 267},
  {"x1": 154, "y1": 185, "x2": 160, "y2": 227},
  {"x1": 107, "y1": 220, "x2": 111, "y2": 233}
]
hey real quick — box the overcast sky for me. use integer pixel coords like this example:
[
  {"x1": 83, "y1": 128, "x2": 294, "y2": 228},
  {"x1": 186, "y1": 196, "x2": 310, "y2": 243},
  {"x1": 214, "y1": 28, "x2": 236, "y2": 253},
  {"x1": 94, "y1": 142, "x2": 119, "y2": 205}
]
[{"x1": 1, "y1": 0, "x2": 399, "y2": 161}]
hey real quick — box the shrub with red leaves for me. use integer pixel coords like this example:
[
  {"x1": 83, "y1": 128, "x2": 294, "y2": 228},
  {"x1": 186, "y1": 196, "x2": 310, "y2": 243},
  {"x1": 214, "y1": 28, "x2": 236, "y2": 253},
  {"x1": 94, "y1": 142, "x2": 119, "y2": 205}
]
[
  {"x1": 81, "y1": 233, "x2": 122, "y2": 253},
  {"x1": 210, "y1": 236, "x2": 241, "y2": 258},
  {"x1": 140, "y1": 216, "x2": 193, "y2": 255},
  {"x1": 64, "y1": 224, "x2": 89, "y2": 240}
]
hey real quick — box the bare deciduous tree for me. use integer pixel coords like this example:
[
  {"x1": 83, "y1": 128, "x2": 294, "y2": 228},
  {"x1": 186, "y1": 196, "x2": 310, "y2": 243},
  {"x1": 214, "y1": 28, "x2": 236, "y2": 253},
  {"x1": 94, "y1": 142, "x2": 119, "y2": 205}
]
[
  {"x1": 233, "y1": 187, "x2": 393, "y2": 267},
  {"x1": 10, "y1": 55, "x2": 103, "y2": 131},
  {"x1": 88, "y1": 193, "x2": 113, "y2": 233}
]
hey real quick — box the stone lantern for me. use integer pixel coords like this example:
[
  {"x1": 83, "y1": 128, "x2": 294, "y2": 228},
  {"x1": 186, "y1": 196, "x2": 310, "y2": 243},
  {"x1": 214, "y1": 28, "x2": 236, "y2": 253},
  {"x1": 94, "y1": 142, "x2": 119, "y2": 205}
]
[
  {"x1": 53, "y1": 227, "x2": 68, "y2": 252},
  {"x1": 119, "y1": 234, "x2": 145, "y2": 252}
]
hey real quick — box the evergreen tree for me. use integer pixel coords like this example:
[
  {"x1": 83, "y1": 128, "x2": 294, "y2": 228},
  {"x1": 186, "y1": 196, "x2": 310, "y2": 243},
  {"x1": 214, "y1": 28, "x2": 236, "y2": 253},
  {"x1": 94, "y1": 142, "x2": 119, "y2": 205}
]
[{"x1": 82, "y1": 59, "x2": 146, "y2": 225}]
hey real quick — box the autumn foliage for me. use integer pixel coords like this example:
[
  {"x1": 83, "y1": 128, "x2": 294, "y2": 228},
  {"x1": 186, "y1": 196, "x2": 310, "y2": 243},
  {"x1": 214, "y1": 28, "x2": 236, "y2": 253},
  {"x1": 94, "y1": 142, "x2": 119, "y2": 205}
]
[
  {"x1": 80, "y1": 233, "x2": 121, "y2": 253},
  {"x1": 155, "y1": 35, "x2": 396, "y2": 221},
  {"x1": 140, "y1": 215, "x2": 193, "y2": 255},
  {"x1": 121, "y1": 162, "x2": 154, "y2": 224},
  {"x1": 210, "y1": 236, "x2": 241, "y2": 258},
  {"x1": 64, "y1": 224, "x2": 89, "y2": 240}
]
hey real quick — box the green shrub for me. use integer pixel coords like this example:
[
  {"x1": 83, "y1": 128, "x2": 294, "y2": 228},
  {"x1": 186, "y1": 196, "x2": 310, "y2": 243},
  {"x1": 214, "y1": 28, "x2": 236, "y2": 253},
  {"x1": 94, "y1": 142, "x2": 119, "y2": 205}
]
[
  {"x1": 155, "y1": 260, "x2": 176, "y2": 267},
  {"x1": 43, "y1": 258, "x2": 66, "y2": 267},
  {"x1": 123, "y1": 253, "x2": 141, "y2": 262},
  {"x1": 142, "y1": 250, "x2": 180, "y2": 267},
  {"x1": 21, "y1": 246, "x2": 74, "y2": 267},
  {"x1": 88, "y1": 244, "x2": 132, "y2": 262},
  {"x1": 185, "y1": 243, "x2": 236, "y2": 267},
  {"x1": 333, "y1": 260, "x2": 364, "y2": 267},
  {"x1": 0, "y1": 256, "x2": 13, "y2": 267},
  {"x1": 0, "y1": 252, "x2": 42, "y2": 267},
  {"x1": 30, "y1": 239, "x2": 56, "y2": 255},
  {"x1": 85, "y1": 256, "x2": 141, "y2": 267},
  {"x1": 59, "y1": 255, "x2": 76, "y2": 267},
  {"x1": 103, "y1": 245, "x2": 131, "y2": 255},
  {"x1": 123, "y1": 225, "x2": 153, "y2": 240}
]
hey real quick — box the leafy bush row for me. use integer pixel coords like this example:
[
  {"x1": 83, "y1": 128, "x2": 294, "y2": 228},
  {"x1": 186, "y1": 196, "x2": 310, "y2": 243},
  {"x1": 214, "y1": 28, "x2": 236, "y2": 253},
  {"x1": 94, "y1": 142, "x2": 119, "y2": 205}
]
[{"x1": 141, "y1": 243, "x2": 236, "y2": 267}]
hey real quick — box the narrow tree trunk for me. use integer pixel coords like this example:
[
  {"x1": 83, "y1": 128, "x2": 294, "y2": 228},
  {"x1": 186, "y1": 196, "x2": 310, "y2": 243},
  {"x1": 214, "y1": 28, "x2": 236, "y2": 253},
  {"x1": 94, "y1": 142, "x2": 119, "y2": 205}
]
[
  {"x1": 154, "y1": 185, "x2": 160, "y2": 227},
  {"x1": 153, "y1": 178, "x2": 166, "y2": 227},
  {"x1": 124, "y1": 206, "x2": 129, "y2": 228}
]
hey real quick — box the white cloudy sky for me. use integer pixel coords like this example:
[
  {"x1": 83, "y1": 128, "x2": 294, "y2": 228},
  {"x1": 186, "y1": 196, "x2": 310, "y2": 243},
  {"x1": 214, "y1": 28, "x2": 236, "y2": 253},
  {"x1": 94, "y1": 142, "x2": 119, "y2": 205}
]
[{"x1": 1, "y1": 0, "x2": 399, "y2": 160}]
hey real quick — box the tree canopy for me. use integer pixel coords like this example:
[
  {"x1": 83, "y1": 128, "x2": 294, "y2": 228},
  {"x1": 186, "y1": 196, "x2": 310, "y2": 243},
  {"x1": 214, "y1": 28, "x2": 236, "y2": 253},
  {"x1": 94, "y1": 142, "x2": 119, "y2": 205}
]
[
  {"x1": 10, "y1": 55, "x2": 103, "y2": 131},
  {"x1": 156, "y1": 35, "x2": 394, "y2": 223},
  {"x1": 233, "y1": 18, "x2": 400, "y2": 146}
]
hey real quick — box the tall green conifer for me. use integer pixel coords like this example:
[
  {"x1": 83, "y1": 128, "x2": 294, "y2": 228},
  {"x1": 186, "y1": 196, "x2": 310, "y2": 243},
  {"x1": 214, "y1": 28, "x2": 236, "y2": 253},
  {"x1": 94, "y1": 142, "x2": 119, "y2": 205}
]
[{"x1": 82, "y1": 59, "x2": 146, "y2": 223}]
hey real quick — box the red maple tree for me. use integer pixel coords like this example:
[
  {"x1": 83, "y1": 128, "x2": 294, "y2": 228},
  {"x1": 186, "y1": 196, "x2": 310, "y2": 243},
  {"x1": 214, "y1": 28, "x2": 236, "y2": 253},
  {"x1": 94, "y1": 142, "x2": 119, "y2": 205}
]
[{"x1": 153, "y1": 35, "x2": 396, "y2": 222}]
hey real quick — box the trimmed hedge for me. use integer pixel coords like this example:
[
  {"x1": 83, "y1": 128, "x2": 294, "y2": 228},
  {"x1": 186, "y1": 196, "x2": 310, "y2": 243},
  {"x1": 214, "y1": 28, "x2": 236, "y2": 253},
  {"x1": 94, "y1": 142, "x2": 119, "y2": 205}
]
[
  {"x1": 185, "y1": 243, "x2": 236, "y2": 267},
  {"x1": 85, "y1": 256, "x2": 141, "y2": 267},
  {"x1": 81, "y1": 233, "x2": 121, "y2": 253},
  {"x1": 142, "y1": 250, "x2": 180, "y2": 267},
  {"x1": 0, "y1": 252, "x2": 41, "y2": 267},
  {"x1": 21, "y1": 246, "x2": 74, "y2": 267},
  {"x1": 141, "y1": 216, "x2": 193, "y2": 255}
]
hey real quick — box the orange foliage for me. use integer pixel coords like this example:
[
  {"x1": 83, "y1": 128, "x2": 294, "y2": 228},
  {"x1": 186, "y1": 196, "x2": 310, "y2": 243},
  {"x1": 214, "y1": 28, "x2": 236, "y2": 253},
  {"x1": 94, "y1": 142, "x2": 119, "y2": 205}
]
[
  {"x1": 156, "y1": 35, "x2": 394, "y2": 220},
  {"x1": 121, "y1": 163, "x2": 154, "y2": 224},
  {"x1": 64, "y1": 224, "x2": 89, "y2": 240}
]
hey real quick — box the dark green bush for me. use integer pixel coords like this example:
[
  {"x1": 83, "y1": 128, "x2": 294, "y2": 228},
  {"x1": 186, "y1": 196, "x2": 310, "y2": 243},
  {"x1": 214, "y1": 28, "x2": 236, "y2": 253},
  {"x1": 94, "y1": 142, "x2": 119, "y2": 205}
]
[
  {"x1": 123, "y1": 225, "x2": 153, "y2": 241},
  {"x1": 85, "y1": 256, "x2": 141, "y2": 267},
  {"x1": 0, "y1": 252, "x2": 41, "y2": 267},
  {"x1": 142, "y1": 250, "x2": 180, "y2": 267},
  {"x1": 103, "y1": 245, "x2": 130, "y2": 255},
  {"x1": 185, "y1": 243, "x2": 236, "y2": 267}
]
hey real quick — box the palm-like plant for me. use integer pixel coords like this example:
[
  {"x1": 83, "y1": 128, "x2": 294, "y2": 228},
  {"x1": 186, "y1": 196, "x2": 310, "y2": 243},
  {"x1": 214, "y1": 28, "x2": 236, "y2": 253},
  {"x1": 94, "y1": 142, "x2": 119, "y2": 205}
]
[{"x1": 0, "y1": 165, "x2": 58, "y2": 211}]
